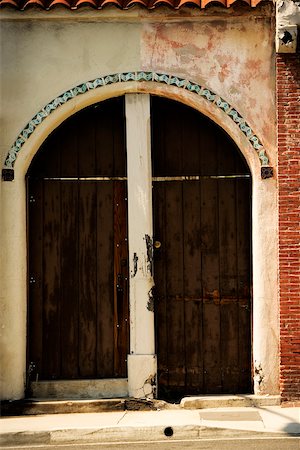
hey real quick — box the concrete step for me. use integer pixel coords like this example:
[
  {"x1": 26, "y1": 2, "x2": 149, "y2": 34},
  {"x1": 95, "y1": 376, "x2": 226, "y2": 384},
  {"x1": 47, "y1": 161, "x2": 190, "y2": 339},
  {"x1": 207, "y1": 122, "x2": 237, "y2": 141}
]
[
  {"x1": 1, "y1": 399, "x2": 125, "y2": 416},
  {"x1": 0, "y1": 398, "x2": 171, "y2": 416},
  {"x1": 180, "y1": 395, "x2": 281, "y2": 409}
]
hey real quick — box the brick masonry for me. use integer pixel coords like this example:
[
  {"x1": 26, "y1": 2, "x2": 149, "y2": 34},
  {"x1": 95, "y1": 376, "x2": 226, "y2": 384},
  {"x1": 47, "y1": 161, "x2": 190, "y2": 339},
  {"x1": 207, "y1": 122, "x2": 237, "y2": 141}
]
[{"x1": 277, "y1": 43, "x2": 300, "y2": 403}]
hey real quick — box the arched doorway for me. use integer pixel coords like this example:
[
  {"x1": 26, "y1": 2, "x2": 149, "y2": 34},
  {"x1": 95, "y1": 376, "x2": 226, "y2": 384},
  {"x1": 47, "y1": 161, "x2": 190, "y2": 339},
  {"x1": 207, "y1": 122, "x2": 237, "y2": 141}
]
[
  {"x1": 26, "y1": 97, "x2": 129, "y2": 384},
  {"x1": 25, "y1": 93, "x2": 253, "y2": 399},
  {"x1": 151, "y1": 97, "x2": 252, "y2": 400}
]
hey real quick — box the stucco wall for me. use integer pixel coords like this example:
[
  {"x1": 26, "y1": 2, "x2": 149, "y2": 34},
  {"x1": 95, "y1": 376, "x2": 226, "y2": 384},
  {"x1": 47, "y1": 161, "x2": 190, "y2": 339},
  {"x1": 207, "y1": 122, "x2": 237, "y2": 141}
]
[
  {"x1": 0, "y1": 6, "x2": 278, "y2": 400},
  {"x1": 1, "y1": 8, "x2": 276, "y2": 164}
]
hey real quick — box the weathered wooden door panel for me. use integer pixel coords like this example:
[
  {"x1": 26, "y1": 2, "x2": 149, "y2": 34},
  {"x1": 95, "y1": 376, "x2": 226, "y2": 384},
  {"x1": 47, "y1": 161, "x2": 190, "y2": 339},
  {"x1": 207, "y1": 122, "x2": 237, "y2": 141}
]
[
  {"x1": 27, "y1": 97, "x2": 129, "y2": 382},
  {"x1": 152, "y1": 96, "x2": 252, "y2": 399}
]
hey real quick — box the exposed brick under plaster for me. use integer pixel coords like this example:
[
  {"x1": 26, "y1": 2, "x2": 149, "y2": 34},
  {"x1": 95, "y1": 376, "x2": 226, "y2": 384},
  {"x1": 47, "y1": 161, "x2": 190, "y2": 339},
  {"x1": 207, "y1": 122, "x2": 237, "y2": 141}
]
[{"x1": 277, "y1": 46, "x2": 300, "y2": 403}]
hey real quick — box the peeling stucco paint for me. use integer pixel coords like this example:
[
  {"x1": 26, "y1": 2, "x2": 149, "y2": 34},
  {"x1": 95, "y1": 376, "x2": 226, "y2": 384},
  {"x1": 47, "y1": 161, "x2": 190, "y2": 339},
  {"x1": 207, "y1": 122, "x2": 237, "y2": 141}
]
[
  {"x1": 144, "y1": 234, "x2": 153, "y2": 276},
  {"x1": 254, "y1": 363, "x2": 265, "y2": 389},
  {"x1": 147, "y1": 287, "x2": 155, "y2": 312},
  {"x1": 132, "y1": 252, "x2": 138, "y2": 278},
  {"x1": 141, "y1": 18, "x2": 276, "y2": 151},
  {"x1": 143, "y1": 373, "x2": 157, "y2": 398}
]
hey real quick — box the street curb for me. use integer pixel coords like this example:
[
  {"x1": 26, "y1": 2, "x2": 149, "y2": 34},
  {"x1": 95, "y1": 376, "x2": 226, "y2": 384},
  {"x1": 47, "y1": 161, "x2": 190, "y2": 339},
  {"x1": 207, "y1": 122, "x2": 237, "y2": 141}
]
[{"x1": 0, "y1": 425, "x2": 297, "y2": 447}]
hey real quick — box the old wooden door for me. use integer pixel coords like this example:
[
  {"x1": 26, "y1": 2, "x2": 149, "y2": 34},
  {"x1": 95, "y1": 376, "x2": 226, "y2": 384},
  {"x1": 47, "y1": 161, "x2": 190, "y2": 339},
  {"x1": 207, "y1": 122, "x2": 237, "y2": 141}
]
[
  {"x1": 152, "y1": 97, "x2": 252, "y2": 400},
  {"x1": 27, "y1": 97, "x2": 129, "y2": 381}
]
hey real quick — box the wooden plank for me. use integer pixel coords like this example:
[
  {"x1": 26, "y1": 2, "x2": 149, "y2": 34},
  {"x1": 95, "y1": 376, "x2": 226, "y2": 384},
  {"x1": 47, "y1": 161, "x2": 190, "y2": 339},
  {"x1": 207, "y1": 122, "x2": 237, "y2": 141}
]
[
  {"x1": 60, "y1": 115, "x2": 79, "y2": 178},
  {"x1": 152, "y1": 97, "x2": 183, "y2": 177},
  {"x1": 152, "y1": 97, "x2": 169, "y2": 395},
  {"x1": 218, "y1": 169, "x2": 239, "y2": 392},
  {"x1": 96, "y1": 182, "x2": 114, "y2": 378},
  {"x1": 165, "y1": 104, "x2": 182, "y2": 177},
  {"x1": 151, "y1": 97, "x2": 166, "y2": 177},
  {"x1": 112, "y1": 97, "x2": 126, "y2": 177},
  {"x1": 165, "y1": 182, "x2": 185, "y2": 391},
  {"x1": 77, "y1": 107, "x2": 97, "y2": 377},
  {"x1": 78, "y1": 109, "x2": 96, "y2": 178},
  {"x1": 181, "y1": 106, "x2": 200, "y2": 176},
  {"x1": 183, "y1": 181, "x2": 203, "y2": 391},
  {"x1": 59, "y1": 125, "x2": 79, "y2": 378},
  {"x1": 78, "y1": 182, "x2": 97, "y2": 377},
  {"x1": 217, "y1": 132, "x2": 237, "y2": 176},
  {"x1": 42, "y1": 180, "x2": 61, "y2": 379},
  {"x1": 60, "y1": 181, "x2": 79, "y2": 378},
  {"x1": 201, "y1": 178, "x2": 221, "y2": 393},
  {"x1": 236, "y1": 178, "x2": 252, "y2": 392},
  {"x1": 27, "y1": 179, "x2": 44, "y2": 379},
  {"x1": 95, "y1": 102, "x2": 114, "y2": 177},
  {"x1": 199, "y1": 119, "x2": 218, "y2": 177},
  {"x1": 113, "y1": 181, "x2": 129, "y2": 377},
  {"x1": 153, "y1": 182, "x2": 168, "y2": 393}
]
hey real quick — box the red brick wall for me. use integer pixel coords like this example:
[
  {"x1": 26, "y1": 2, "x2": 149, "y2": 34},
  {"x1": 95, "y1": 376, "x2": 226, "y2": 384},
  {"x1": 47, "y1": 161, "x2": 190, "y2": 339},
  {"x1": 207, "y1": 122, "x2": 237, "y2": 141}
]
[{"x1": 277, "y1": 48, "x2": 300, "y2": 403}]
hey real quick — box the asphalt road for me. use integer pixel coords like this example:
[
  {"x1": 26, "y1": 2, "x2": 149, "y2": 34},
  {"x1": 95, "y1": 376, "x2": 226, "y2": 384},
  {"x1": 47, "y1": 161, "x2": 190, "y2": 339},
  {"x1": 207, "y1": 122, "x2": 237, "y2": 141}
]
[{"x1": 2, "y1": 437, "x2": 300, "y2": 450}]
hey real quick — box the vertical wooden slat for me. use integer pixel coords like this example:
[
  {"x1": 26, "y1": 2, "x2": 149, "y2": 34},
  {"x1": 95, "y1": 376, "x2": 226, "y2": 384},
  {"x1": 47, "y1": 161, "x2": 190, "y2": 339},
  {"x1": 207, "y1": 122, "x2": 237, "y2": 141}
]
[
  {"x1": 165, "y1": 182, "x2": 185, "y2": 392},
  {"x1": 236, "y1": 178, "x2": 252, "y2": 392},
  {"x1": 60, "y1": 181, "x2": 79, "y2": 378},
  {"x1": 113, "y1": 181, "x2": 129, "y2": 377},
  {"x1": 181, "y1": 107, "x2": 200, "y2": 176},
  {"x1": 43, "y1": 180, "x2": 61, "y2": 379},
  {"x1": 181, "y1": 108, "x2": 202, "y2": 392},
  {"x1": 60, "y1": 118, "x2": 79, "y2": 178},
  {"x1": 200, "y1": 125, "x2": 221, "y2": 394},
  {"x1": 201, "y1": 178, "x2": 222, "y2": 393},
  {"x1": 153, "y1": 182, "x2": 168, "y2": 393},
  {"x1": 219, "y1": 178, "x2": 239, "y2": 392},
  {"x1": 95, "y1": 100, "x2": 115, "y2": 378},
  {"x1": 183, "y1": 181, "x2": 203, "y2": 392},
  {"x1": 151, "y1": 97, "x2": 165, "y2": 177},
  {"x1": 218, "y1": 137, "x2": 240, "y2": 392},
  {"x1": 96, "y1": 182, "x2": 114, "y2": 377},
  {"x1": 113, "y1": 98, "x2": 126, "y2": 177},
  {"x1": 78, "y1": 182, "x2": 97, "y2": 377},
  {"x1": 78, "y1": 111, "x2": 97, "y2": 377},
  {"x1": 152, "y1": 97, "x2": 168, "y2": 394},
  {"x1": 60, "y1": 122, "x2": 79, "y2": 378},
  {"x1": 95, "y1": 102, "x2": 114, "y2": 177},
  {"x1": 27, "y1": 179, "x2": 44, "y2": 378}
]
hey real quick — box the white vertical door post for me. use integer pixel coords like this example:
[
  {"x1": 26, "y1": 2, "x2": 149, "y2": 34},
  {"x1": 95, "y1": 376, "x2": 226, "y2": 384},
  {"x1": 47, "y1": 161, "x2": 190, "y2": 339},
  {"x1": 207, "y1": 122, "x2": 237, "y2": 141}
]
[{"x1": 125, "y1": 94, "x2": 157, "y2": 399}]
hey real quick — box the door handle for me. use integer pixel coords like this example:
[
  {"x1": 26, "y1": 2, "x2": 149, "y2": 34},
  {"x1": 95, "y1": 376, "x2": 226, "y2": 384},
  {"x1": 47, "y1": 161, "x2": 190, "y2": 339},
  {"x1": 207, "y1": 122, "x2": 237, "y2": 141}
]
[{"x1": 154, "y1": 240, "x2": 161, "y2": 249}]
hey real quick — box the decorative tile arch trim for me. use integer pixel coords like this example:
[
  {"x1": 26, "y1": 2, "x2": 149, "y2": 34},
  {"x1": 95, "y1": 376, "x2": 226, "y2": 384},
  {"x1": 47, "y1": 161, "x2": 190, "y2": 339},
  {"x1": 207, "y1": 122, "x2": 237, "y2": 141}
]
[{"x1": 2, "y1": 71, "x2": 272, "y2": 179}]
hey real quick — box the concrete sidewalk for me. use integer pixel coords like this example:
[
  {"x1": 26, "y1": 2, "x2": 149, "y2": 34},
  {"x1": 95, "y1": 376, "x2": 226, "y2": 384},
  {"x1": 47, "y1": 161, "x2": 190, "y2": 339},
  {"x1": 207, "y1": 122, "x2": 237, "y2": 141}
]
[{"x1": 1, "y1": 405, "x2": 299, "y2": 447}]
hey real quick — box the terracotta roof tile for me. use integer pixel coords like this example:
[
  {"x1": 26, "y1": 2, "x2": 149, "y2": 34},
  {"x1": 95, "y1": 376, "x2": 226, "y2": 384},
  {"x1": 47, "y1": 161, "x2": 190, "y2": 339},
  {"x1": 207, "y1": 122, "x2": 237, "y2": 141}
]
[{"x1": 0, "y1": 0, "x2": 271, "y2": 10}]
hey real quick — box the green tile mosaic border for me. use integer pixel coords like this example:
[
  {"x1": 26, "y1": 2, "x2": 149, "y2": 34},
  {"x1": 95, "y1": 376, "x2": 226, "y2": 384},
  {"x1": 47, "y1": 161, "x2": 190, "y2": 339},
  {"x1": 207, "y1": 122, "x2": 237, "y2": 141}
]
[{"x1": 3, "y1": 71, "x2": 269, "y2": 169}]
